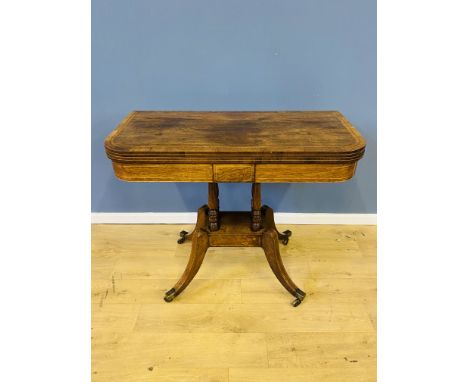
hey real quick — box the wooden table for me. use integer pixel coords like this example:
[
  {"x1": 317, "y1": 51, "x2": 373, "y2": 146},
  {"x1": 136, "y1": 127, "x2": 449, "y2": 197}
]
[{"x1": 105, "y1": 111, "x2": 366, "y2": 306}]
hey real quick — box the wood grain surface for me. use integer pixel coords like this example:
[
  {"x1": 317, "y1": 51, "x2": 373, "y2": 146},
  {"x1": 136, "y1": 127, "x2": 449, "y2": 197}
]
[
  {"x1": 112, "y1": 162, "x2": 358, "y2": 182},
  {"x1": 105, "y1": 111, "x2": 365, "y2": 163},
  {"x1": 92, "y1": 223, "x2": 376, "y2": 382},
  {"x1": 213, "y1": 164, "x2": 254, "y2": 182},
  {"x1": 105, "y1": 111, "x2": 365, "y2": 182}
]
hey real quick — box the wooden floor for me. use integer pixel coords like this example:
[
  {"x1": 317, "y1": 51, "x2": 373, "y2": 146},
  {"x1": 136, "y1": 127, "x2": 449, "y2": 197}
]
[{"x1": 92, "y1": 223, "x2": 376, "y2": 382}]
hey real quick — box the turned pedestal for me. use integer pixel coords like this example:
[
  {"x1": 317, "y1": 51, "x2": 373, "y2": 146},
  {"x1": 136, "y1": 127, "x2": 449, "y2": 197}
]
[{"x1": 165, "y1": 183, "x2": 306, "y2": 307}]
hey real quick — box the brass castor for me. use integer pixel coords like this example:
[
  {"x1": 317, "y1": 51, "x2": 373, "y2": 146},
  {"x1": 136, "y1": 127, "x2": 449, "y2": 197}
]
[
  {"x1": 291, "y1": 288, "x2": 306, "y2": 307},
  {"x1": 177, "y1": 230, "x2": 189, "y2": 244},
  {"x1": 279, "y1": 229, "x2": 292, "y2": 245},
  {"x1": 291, "y1": 298, "x2": 302, "y2": 307},
  {"x1": 164, "y1": 288, "x2": 176, "y2": 302}
]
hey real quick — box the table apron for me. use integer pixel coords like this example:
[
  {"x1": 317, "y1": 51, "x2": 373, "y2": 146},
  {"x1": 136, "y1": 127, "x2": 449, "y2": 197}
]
[{"x1": 111, "y1": 162, "x2": 357, "y2": 183}]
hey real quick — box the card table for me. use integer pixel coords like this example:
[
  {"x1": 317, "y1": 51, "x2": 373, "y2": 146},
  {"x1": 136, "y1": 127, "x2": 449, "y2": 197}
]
[{"x1": 105, "y1": 111, "x2": 366, "y2": 306}]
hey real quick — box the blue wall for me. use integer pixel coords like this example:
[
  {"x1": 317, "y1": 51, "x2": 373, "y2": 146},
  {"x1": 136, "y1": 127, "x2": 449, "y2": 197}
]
[{"x1": 92, "y1": 0, "x2": 376, "y2": 213}]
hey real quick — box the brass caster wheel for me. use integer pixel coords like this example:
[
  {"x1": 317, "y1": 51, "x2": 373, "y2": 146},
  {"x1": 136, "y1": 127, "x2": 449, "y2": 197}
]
[
  {"x1": 291, "y1": 298, "x2": 302, "y2": 307},
  {"x1": 164, "y1": 288, "x2": 176, "y2": 302},
  {"x1": 291, "y1": 288, "x2": 305, "y2": 307},
  {"x1": 279, "y1": 230, "x2": 292, "y2": 245},
  {"x1": 177, "y1": 230, "x2": 188, "y2": 244}
]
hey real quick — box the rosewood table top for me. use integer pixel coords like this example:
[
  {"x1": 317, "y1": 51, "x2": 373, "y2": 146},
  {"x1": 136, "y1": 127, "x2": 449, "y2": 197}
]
[{"x1": 105, "y1": 111, "x2": 366, "y2": 183}]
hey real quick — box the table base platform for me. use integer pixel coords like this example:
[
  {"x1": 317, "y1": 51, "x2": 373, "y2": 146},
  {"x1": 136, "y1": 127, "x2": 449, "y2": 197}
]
[{"x1": 164, "y1": 183, "x2": 306, "y2": 307}]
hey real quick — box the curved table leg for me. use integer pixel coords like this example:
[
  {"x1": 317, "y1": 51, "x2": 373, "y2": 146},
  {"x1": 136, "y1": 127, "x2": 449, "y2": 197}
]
[
  {"x1": 261, "y1": 228, "x2": 306, "y2": 307},
  {"x1": 263, "y1": 201, "x2": 292, "y2": 245},
  {"x1": 165, "y1": 229, "x2": 210, "y2": 302},
  {"x1": 177, "y1": 204, "x2": 209, "y2": 244}
]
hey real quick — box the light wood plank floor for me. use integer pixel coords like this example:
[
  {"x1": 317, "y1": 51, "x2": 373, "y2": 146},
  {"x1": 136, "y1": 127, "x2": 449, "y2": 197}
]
[{"x1": 92, "y1": 224, "x2": 376, "y2": 382}]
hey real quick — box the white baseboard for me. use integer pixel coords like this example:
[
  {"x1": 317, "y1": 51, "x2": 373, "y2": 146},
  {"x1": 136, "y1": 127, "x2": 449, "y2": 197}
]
[{"x1": 91, "y1": 212, "x2": 376, "y2": 225}]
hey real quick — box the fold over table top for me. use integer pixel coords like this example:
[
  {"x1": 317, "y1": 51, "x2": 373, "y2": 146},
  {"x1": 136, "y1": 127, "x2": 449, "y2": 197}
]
[{"x1": 105, "y1": 111, "x2": 366, "y2": 183}]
